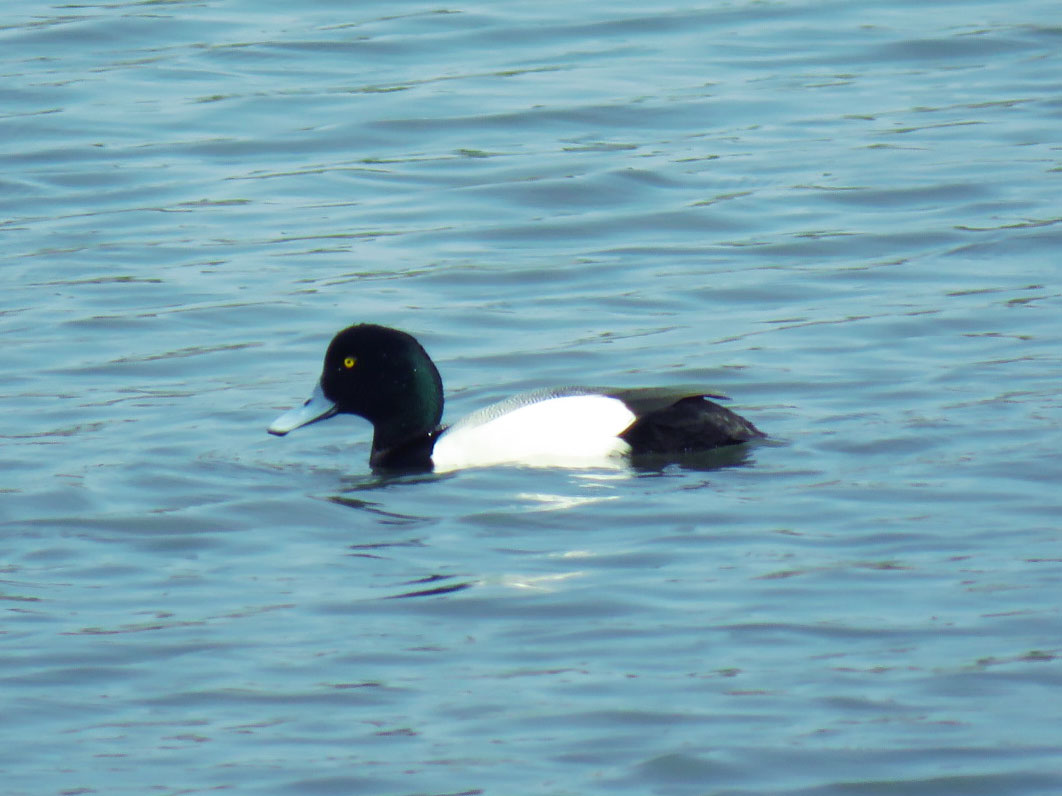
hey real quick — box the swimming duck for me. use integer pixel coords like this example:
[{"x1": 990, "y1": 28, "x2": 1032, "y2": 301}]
[{"x1": 268, "y1": 324, "x2": 763, "y2": 471}]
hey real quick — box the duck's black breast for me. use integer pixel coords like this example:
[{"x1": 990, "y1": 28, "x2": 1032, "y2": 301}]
[
  {"x1": 368, "y1": 429, "x2": 440, "y2": 471},
  {"x1": 617, "y1": 393, "x2": 764, "y2": 454}
]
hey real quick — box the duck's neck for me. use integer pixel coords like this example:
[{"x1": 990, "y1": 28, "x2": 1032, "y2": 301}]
[
  {"x1": 369, "y1": 425, "x2": 440, "y2": 471},
  {"x1": 367, "y1": 359, "x2": 444, "y2": 470}
]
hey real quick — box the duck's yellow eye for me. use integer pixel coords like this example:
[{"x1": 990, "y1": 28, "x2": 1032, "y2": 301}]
[{"x1": 343, "y1": 356, "x2": 357, "y2": 369}]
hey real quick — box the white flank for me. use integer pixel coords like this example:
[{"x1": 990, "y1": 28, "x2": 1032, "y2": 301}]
[{"x1": 431, "y1": 394, "x2": 635, "y2": 472}]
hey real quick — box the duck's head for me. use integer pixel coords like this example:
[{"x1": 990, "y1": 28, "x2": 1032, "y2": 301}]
[{"x1": 268, "y1": 325, "x2": 444, "y2": 457}]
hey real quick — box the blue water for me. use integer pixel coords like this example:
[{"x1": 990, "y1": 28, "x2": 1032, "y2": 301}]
[{"x1": 2, "y1": 1, "x2": 1061, "y2": 794}]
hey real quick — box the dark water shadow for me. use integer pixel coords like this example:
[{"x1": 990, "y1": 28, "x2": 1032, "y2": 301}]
[
  {"x1": 316, "y1": 443, "x2": 770, "y2": 600},
  {"x1": 324, "y1": 472, "x2": 477, "y2": 599},
  {"x1": 322, "y1": 469, "x2": 455, "y2": 523},
  {"x1": 384, "y1": 574, "x2": 475, "y2": 599},
  {"x1": 628, "y1": 439, "x2": 772, "y2": 475}
]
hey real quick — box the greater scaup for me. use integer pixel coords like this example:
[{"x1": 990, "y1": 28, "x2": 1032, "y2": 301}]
[{"x1": 268, "y1": 324, "x2": 764, "y2": 471}]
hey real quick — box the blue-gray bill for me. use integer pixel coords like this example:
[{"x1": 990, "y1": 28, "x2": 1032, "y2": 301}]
[{"x1": 267, "y1": 381, "x2": 337, "y2": 435}]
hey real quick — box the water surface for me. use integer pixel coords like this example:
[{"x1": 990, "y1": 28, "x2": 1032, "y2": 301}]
[{"x1": 2, "y1": 1, "x2": 1061, "y2": 794}]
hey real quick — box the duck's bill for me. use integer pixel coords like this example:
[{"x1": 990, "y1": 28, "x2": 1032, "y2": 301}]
[{"x1": 268, "y1": 381, "x2": 337, "y2": 436}]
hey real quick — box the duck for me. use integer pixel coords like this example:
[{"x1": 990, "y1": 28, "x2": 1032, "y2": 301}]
[{"x1": 268, "y1": 324, "x2": 764, "y2": 472}]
